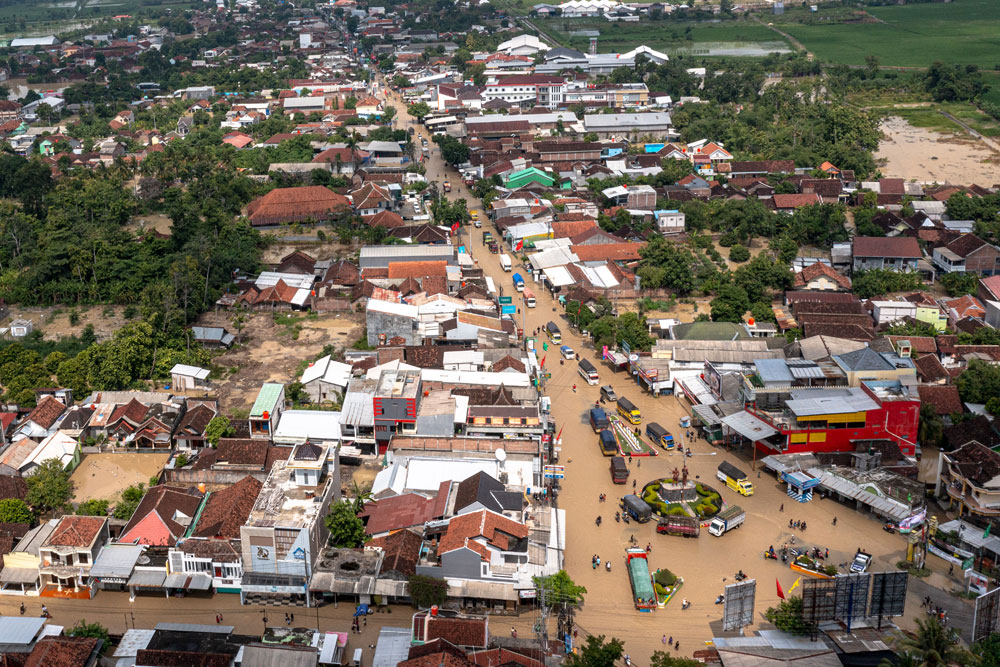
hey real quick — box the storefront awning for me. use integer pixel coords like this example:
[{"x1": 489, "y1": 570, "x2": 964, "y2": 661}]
[
  {"x1": 127, "y1": 569, "x2": 166, "y2": 588},
  {"x1": 164, "y1": 573, "x2": 212, "y2": 590},
  {"x1": 0, "y1": 567, "x2": 40, "y2": 584},
  {"x1": 448, "y1": 579, "x2": 518, "y2": 601},
  {"x1": 721, "y1": 410, "x2": 778, "y2": 441}
]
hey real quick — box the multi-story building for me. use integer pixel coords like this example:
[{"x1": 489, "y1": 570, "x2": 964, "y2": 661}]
[
  {"x1": 482, "y1": 75, "x2": 565, "y2": 108},
  {"x1": 373, "y1": 370, "x2": 422, "y2": 452},
  {"x1": 39, "y1": 516, "x2": 110, "y2": 597},
  {"x1": 740, "y1": 380, "x2": 919, "y2": 457},
  {"x1": 938, "y1": 441, "x2": 1000, "y2": 520},
  {"x1": 239, "y1": 445, "x2": 339, "y2": 607}
]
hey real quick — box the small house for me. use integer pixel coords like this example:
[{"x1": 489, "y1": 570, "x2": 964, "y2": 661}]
[{"x1": 169, "y1": 364, "x2": 211, "y2": 392}]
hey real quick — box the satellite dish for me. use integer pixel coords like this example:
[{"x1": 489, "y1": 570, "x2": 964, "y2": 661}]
[{"x1": 495, "y1": 448, "x2": 507, "y2": 462}]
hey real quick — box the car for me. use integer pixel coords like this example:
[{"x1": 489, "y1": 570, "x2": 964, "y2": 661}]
[
  {"x1": 560, "y1": 345, "x2": 575, "y2": 360},
  {"x1": 850, "y1": 551, "x2": 872, "y2": 573},
  {"x1": 600, "y1": 385, "x2": 618, "y2": 402},
  {"x1": 474, "y1": 219, "x2": 482, "y2": 228}
]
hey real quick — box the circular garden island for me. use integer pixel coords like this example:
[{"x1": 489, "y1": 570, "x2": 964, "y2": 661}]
[{"x1": 640, "y1": 474, "x2": 723, "y2": 520}]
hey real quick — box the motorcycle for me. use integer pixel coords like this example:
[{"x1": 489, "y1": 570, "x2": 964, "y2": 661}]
[
  {"x1": 681, "y1": 599, "x2": 691, "y2": 610},
  {"x1": 622, "y1": 513, "x2": 630, "y2": 524},
  {"x1": 734, "y1": 571, "x2": 747, "y2": 581},
  {"x1": 715, "y1": 595, "x2": 725, "y2": 605},
  {"x1": 883, "y1": 523, "x2": 896, "y2": 534},
  {"x1": 764, "y1": 551, "x2": 778, "y2": 561},
  {"x1": 615, "y1": 512, "x2": 621, "y2": 523}
]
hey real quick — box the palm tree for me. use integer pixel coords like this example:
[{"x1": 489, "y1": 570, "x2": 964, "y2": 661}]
[
  {"x1": 349, "y1": 480, "x2": 373, "y2": 514},
  {"x1": 889, "y1": 617, "x2": 978, "y2": 667}
]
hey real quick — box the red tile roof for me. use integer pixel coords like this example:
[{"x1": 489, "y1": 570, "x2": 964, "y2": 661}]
[
  {"x1": 772, "y1": 193, "x2": 822, "y2": 209},
  {"x1": 361, "y1": 490, "x2": 444, "y2": 535},
  {"x1": 917, "y1": 385, "x2": 962, "y2": 414},
  {"x1": 110, "y1": 398, "x2": 148, "y2": 426},
  {"x1": 852, "y1": 236, "x2": 922, "y2": 259},
  {"x1": 26, "y1": 396, "x2": 66, "y2": 430},
  {"x1": 793, "y1": 262, "x2": 851, "y2": 290},
  {"x1": 368, "y1": 210, "x2": 406, "y2": 228},
  {"x1": 120, "y1": 485, "x2": 204, "y2": 546},
  {"x1": 551, "y1": 220, "x2": 598, "y2": 239},
  {"x1": 437, "y1": 509, "x2": 528, "y2": 561},
  {"x1": 369, "y1": 528, "x2": 423, "y2": 576},
  {"x1": 571, "y1": 243, "x2": 644, "y2": 262},
  {"x1": 944, "y1": 295, "x2": 985, "y2": 320},
  {"x1": 885, "y1": 335, "x2": 938, "y2": 355},
  {"x1": 246, "y1": 186, "x2": 350, "y2": 226},
  {"x1": 25, "y1": 637, "x2": 100, "y2": 667},
  {"x1": 44, "y1": 516, "x2": 106, "y2": 548},
  {"x1": 388, "y1": 261, "x2": 448, "y2": 279},
  {"x1": 193, "y1": 476, "x2": 263, "y2": 539}
]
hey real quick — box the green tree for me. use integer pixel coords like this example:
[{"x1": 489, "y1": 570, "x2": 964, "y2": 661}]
[
  {"x1": 533, "y1": 570, "x2": 586, "y2": 607},
  {"x1": 349, "y1": 480, "x2": 374, "y2": 514},
  {"x1": 407, "y1": 573, "x2": 448, "y2": 608},
  {"x1": 564, "y1": 635, "x2": 624, "y2": 667},
  {"x1": 729, "y1": 244, "x2": 750, "y2": 263},
  {"x1": 67, "y1": 619, "x2": 110, "y2": 644},
  {"x1": 650, "y1": 653, "x2": 703, "y2": 667},
  {"x1": 324, "y1": 500, "x2": 367, "y2": 548},
  {"x1": 114, "y1": 483, "x2": 147, "y2": 520},
  {"x1": 710, "y1": 284, "x2": 750, "y2": 323},
  {"x1": 764, "y1": 596, "x2": 815, "y2": 635},
  {"x1": 975, "y1": 633, "x2": 1000, "y2": 667},
  {"x1": 205, "y1": 415, "x2": 235, "y2": 447},
  {"x1": 76, "y1": 499, "x2": 110, "y2": 516},
  {"x1": 919, "y1": 403, "x2": 945, "y2": 448},
  {"x1": 407, "y1": 101, "x2": 431, "y2": 120},
  {"x1": 0, "y1": 498, "x2": 32, "y2": 523},
  {"x1": 956, "y1": 358, "x2": 1000, "y2": 405},
  {"x1": 939, "y1": 272, "x2": 978, "y2": 297},
  {"x1": 891, "y1": 616, "x2": 977, "y2": 666},
  {"x1": 25, "y1": 459, "x2": 74, "y2": 513}
]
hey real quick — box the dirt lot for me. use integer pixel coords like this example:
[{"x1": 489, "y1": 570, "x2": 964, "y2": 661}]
[
  {"x1": 70, "y1": 453, "x2": 171, "y2": 503},
  {"x1": 876, "y1": 115, "x2": 1000, "y2": 183},
  {"x1": 198, "y1": 310, "x2": 363, "y2": 412},
  {"x1": 4, "y1": 305, "x2": 129, "y2": 342},
  {"x1": 126, "y1": 213, "x2": 173, "y2": 236}
]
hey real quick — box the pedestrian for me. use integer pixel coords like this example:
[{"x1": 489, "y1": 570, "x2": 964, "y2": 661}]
[
  {"x1": 637, "y1": 460, "x2": 640, "y2": 468},
  {"x1": 662, "y1": 635, "x2": 667, "y2": 645},
  {"x1": 597, "y1": 555, "x2": 601, "y2": 567},
  {"x1": 633, "y1": 479, "x2": 637, "y2": 490},
  {"x1": 949, "y1": 564, "x2": 954, "y2": 576},
  {"x1": 291, "y1": 613, "x2": 295, "y2": 623},
  {"x1": 675, "y1": 642, "x2": 680, "y2": 653},
  {"x1": 668, "y1": 636, "x2": 673, "y2": 646},
  {"x1": 285, "y1": 613, "x2": 290, "y2": 626},
  {"x1": 780, "y1": 503, "x2": 784, "y2": 512},
  {"x1": 219, "y1": 614, "x2": 223, "y2": 623},
  {"x1": 215, "y1": 614, "x2": 220, "y2": 624},
  {"x1": 19, "y1": 603, "x2": 25, "y2": 615},
  {"x1": 833, "y1": 517, "x2": 837, "y2": 526},
  {"x1": 511, "y1": 627, "x2": 515, "y2": 638},
  {"x1": 825, "y1": 548, "x2": 829, "y2": 559},
  {"x1": 629, "y1": 454, "x2": 633, "y2": 464}
]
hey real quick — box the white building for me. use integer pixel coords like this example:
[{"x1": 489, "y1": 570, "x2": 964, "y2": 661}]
[
  {"x1": 300, "y1": 355, "x2": 353, "y2": 403},
  {"x1": 495, "y1": 34, "x2": 550, "y2": 56}
]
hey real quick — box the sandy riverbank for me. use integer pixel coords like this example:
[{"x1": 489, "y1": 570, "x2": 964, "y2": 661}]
[{"x1": 876, "y1": 115, "x2": 1000, "y2": 184}]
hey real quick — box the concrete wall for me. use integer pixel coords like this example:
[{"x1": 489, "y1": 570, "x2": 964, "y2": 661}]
[{"x1": 367, "y1": 311, "x2": 418, "y2": 346}]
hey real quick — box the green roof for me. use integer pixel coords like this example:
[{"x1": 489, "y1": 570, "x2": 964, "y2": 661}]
[
  {"x1": 671, "y1": 321, "x2": 750, "y2": 341},
  {"x1": 251, "y1": 383, "x2": 284, "y2": 417}
]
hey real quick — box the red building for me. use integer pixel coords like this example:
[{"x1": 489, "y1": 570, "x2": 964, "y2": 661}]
[{"x1": 748, "y1": 381, "x2": 919, "y2": 457}]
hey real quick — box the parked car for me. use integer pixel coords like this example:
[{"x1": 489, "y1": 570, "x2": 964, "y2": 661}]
[
  {"x1": 560, "y1": 345, "x2": 575, "y2": 360},
  {"x1": 850, "y1": 551, "x2": 872, "y2": 573}
]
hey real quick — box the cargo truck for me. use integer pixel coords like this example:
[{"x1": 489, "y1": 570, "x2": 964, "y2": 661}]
[
  {"x1": 656, "y1": 515, "x2": 700, "y2": 538},
  {"x1": 645, "y1": 422, "x2": 674, "y2": 450},
  {"x1": 598, "y1": 429, "x2": 618, "y2": 456},
  {"x1": 610, "y1": 456, "x2": 629, "y2": 484},
  {"x1": 589, "y1": 407, "x2": 609, "y2": 432},
  {"x1": 717, "y1": 461, "x2": 754, "y2": 496},
  {"x1": 512, "y1": 272, "x2": 525, "y2": 292},
  {"x1": 707, "y1": 506, "x2": 745, "y2": 537},
  {"x1": 578, "y1": 358, "x2": 599, "y2": 385},
  {"x1": 545, "y1": 321, "x2": 561, "y2": 343},
  {"x1": 499, "y1": 254, "x2": 511, "y2": 271},
  {"x1": 616, "y1": 397, "x2": 641, "y2": 425},
  {"x1": 620, "y1": 494, "x2": 653, "y2": 523}
]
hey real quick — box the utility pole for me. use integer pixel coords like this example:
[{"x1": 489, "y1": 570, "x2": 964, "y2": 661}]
[{"x1": 537, "y1": 576, "x2": 549, "y2": 651}]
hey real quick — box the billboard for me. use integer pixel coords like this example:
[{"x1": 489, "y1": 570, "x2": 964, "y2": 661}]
[
  {"x1": 834, "y1": 573, "x2": 871, "y2": 625},
  {"x1": 704, "y1": 361, "x2": 723, "y2": 398},
  {"x1": 973, "y1": 587, "x2": 1000, "y2": 645},
  {"x1": 722, "y1": 579, "x2": 756, "y2": 631},
  {"x1": 869, "y1": 571, "x2": 908, "y2": 622},
  {"x1": 801, "y1": 578, "x2": 838, "y2": 624}
]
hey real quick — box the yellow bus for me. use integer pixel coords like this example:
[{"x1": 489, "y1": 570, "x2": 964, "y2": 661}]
[{"x1": 616, "y1": 397, "x2": 641, "y2": 425}]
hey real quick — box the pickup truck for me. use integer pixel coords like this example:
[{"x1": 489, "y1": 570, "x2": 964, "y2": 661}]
[
  {"x1": 560, "y1": 345, "x2": 575, "y2": 360},
  {"x1": 600, "y1": 385, "x2": 618, "y2": 402},
  {"x1": 656, "y1": 515, "x2": 700, "y2": 538},
  {"x1": 850, "y1": 550, "x2": 872, "y2": 573},
  {"x1": 707, "y1": 506, "x2": 745, "y2": 537}
]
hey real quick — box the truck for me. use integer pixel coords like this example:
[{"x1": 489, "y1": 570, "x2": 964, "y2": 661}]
[
  {"x1": 443, "y1": 181, "x2": 451, "y2": 192},
  {"x1": 499, "y1": 254, "x2": 511, "y2": 271},
  {"x1": 578, "y1": 358, "x2": 599, "y2": 385},
  {"x1": 645, "y1": 422, "x2": 674, "y2": 450},
  {"x1": 610, "y1": 456, "x2": 629, "y2": 484},
  {"x1": 523, "y1": 287, "x2": 536, "y2": 308},
  {"x1": 512, "y1": 272, "x2": 525, "y2": 292},
  {"x1": 589, "y1": 407, "x2": 609, "y2": 432},
  {"x1": 850, "y1": 550, "x2": 872, "y2": 573},
  {"x1": 707, "y1": 505, "x2": 745, "y2": 537},
  {"x1": 620, "y1": 494, "x2": 653, "y2": 523},
  {"x1": 545, "y1": 321, "x2": 561, "y2": 343},
  {"x1": 598, "y1": 429, "x2": 618, "y2": 456},
  {"x1": 616, "y1": 397, "x2": 641, "y2": 425},
  {"x1": 656, "y1": 515, "x2": 700, "y2": 538},
  {"x1": 717, "y1": 461, "x2": 754, "y2": 497}
]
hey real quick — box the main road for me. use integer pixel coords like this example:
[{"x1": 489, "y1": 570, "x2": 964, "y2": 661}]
[{"x1": 387, "y1": 87, "x2": 965, "y2": 660}]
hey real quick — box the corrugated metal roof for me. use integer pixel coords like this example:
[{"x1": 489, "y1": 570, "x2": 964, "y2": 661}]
[
  {"x1": 90, "y1": 543, "x2": 144, "y2": 577},
  {"x1": 112, "y1": 629, "x2": 155, "y2": 658},
  {"x1": 372, "y1": 627, "x2": 411, "y2": 667},
  {"x1": 251, "y1": 383, "x2": 284, "y2": 418},
  {"x1": 812, "y1": 470, "x2": 908, "y2": 520},
  {"x1": 785, "y1": 388, "x2": 878, "y2": 416},
  {"x1": 0, "y1": 617, "x2": 45, "y2": 645},
  {"x1": 755, "y1": 358, "x2": 793, "y2": 383},
  {"x1": 787, "y1": 359, "x2": 825, "y2": 379},
  {"x1": 721, "y1": 411, "x2": 778, "y2": 441}
]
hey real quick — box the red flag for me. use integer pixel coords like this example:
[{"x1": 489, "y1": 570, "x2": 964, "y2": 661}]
[
  {"x1": 776, "y1": 578, "x2": 785, "y2": 600},
  {"x1": 540, "y1": 355, "x2": 546, "y2": 368},
  {"x1": 451, "y1": 222, "x2": 459, "y2": 232},
  {"x1": 515, "y1": 239, "x2": 524, "y2": 251},
  {"x1": 556, "y1": 425, "x2": 563, "y2": 442}
]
